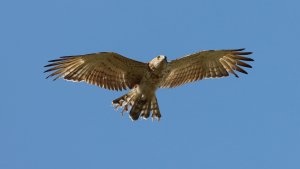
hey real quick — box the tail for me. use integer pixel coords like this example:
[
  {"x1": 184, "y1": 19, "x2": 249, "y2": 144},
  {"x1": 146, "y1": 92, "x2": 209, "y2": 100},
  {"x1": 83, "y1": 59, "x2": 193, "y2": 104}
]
[{"x1": 112, "y1": 90, "x2": 161, "y2": 121}]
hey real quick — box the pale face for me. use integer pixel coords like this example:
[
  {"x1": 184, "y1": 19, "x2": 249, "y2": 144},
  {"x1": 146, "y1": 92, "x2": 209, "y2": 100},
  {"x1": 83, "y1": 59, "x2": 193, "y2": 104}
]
[{"x1": 149, "y1": 55, "x2": 168, "y2": 70}]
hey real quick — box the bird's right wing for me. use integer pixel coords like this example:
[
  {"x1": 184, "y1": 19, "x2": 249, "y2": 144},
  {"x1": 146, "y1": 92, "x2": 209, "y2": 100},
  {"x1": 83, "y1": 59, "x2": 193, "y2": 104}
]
[{"x1": 44, "y1": 52, "x2": 148, "y2": 91}]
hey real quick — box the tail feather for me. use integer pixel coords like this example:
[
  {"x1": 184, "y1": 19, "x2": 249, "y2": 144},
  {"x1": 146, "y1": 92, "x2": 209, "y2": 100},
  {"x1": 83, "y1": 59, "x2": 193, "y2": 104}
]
[
  {"x1": 151, "y1": 96, "x2": 161, "y2": 120},
  {"x1": 112, "y1": 90, "x2": 161, "y2": 121},
  {"x1": 129, "y1": 99, "x2": 147, "y2": 120},
  {"x1": 141, "y1": 101, "x2": 151, "y2": 119}
]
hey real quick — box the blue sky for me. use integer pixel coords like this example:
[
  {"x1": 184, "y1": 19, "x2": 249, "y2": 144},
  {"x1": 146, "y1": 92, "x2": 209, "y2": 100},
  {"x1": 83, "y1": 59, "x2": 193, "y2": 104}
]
[{"x1": 1, "y1": 0, "x2": 300, "y2": 169}]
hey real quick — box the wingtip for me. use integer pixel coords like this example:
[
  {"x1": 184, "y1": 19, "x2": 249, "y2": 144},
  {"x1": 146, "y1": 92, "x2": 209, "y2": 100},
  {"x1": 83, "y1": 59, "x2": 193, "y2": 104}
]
[
  {"x1": 232, "y1": 48, "x2": 245, "y2": 51},
  {"x1": 238, "y1": 52, "x2": 253, "y2": 55},
  {"x1": 48, "y1": 58, "x2": 64, "y2": 62},
  {"x1": 45, "y1": 74, "x2": 58, "y2": 81},
  {"x1": 60, "y1": 55, "x2": 76, "y2": 59},
  {"x1": 44, "y1": 69, "x2": 51, "y2": 73}
]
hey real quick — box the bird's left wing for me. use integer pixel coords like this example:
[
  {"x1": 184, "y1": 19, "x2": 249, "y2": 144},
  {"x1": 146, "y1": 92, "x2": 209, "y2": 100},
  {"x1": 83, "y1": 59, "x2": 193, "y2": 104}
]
[
  {"x1": 44, "y1": 52, "x2": 148, "y2": 91},
  {"x1": 160, "y1": 48, "x2": 254, "y2": 88}
]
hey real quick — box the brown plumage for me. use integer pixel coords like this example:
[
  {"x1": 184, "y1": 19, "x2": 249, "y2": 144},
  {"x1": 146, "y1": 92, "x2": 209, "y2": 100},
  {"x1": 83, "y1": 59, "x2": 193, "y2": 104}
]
[
  {"x1": 44, "y1": 52, "x2": 147, "y2": 90},
  {"x1": 45, "y1": 48, "x2": 254, "y2": 121},
  {"x1": 160, "y1": 48, "x2": 253, "y2": 88}
]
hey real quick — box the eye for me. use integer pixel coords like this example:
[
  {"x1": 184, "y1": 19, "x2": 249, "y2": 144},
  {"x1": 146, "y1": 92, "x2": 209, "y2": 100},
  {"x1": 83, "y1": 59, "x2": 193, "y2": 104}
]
[{"x1": 157, "y1": 56, "x2": 161, "y2": 59}]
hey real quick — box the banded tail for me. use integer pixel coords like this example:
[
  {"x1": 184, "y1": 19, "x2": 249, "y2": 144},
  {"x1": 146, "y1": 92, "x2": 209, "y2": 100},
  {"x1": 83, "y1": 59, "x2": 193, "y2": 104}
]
[{"x1": 112, "y1": 90, "x2": 161, "y2": 121}]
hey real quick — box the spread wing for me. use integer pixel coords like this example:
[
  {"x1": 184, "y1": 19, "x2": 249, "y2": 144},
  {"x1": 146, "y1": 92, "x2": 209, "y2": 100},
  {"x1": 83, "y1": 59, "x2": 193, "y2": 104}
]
[
  {"x1": 160, "y1": 48, "x2": 254, "y2": 88},
  {"x1": 44, "y1": 52, "x2": 148, "y2": 91}
]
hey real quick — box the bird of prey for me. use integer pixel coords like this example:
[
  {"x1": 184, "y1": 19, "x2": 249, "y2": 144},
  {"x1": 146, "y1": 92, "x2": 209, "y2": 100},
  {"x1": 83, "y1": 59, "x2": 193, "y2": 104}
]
[{"x1": 44, "y1": 48, "x2": 254, "y2": 121}]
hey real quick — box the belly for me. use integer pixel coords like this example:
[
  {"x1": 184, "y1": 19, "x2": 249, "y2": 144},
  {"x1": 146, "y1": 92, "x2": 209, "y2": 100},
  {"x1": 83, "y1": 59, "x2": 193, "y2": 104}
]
[{"x1": 136, "y1": 72, "x2": 163, "y2": 99}]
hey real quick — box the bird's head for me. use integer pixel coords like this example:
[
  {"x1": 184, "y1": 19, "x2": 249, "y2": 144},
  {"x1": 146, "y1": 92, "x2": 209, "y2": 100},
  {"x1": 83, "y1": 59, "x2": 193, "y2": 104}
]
[{"x1": 148, "y1": 55, "x2": 168, "y2": 71}]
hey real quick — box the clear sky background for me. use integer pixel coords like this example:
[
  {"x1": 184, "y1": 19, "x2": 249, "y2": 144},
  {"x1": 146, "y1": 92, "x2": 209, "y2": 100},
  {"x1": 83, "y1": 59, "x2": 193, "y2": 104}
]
[{"x1": 1, "y1": 0, "x2": 300, "y2": 169}]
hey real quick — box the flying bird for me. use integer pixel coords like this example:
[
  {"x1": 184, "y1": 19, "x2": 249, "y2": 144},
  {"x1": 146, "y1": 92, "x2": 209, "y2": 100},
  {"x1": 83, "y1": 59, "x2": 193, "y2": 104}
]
[{"x1": 44, "y1": 48, "x2": 254, "y2": 121}]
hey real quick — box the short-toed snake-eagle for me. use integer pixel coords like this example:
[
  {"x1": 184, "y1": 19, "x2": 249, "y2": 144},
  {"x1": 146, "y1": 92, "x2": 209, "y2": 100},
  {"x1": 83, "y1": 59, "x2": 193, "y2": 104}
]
[{"x1": 45, "y1": 48, "x2": 253, "y2": 121}]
